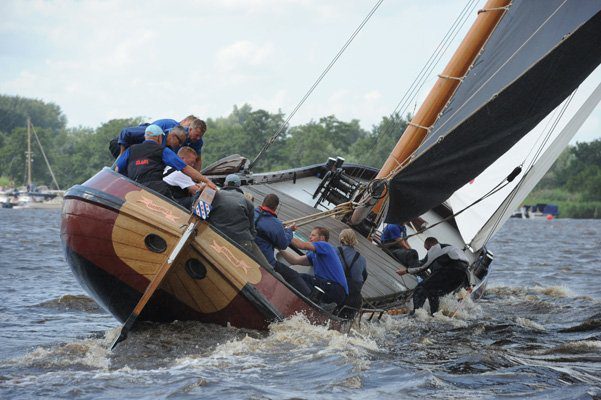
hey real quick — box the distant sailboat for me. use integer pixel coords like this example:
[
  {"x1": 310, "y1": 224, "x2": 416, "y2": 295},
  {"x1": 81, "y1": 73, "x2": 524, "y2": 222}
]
[
  {"x1": 1, "y1": 118, "x2": 63, "y2": 209},
  {"x1": 60, "y1": 0, "x2": 601, "y2": 333}
]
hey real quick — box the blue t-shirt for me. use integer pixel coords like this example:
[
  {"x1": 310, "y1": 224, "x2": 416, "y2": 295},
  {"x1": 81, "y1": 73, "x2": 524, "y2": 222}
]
[
  {"x1": 117, "y1": 119, "x2": 204, "y2": 155},
  {"x1": 117, "y1": 124, "x2": 167, "y2": 147},
  {"x1": 306, "y1": 242, "x2": 349, "y2": 294},
  {"x1": 116, "y1": 141, "x2": 187, "y2": 172},
  {"x1": 152, "y1": 118, "x2": 179, "y2": 133},
  {"x1": 151, "y1": 118, "x2": 204, "y2": 155},
  {"x1": 381, "y1": 224, "x2": 407, "y2": 243},
  {"x1": 183, "y1": 137, "x2": 203, "y2": 155}
]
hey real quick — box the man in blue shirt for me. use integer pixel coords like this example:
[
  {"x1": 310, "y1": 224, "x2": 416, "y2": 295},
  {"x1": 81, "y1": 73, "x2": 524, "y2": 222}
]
[
  {"x1": 278, "y1": 226, "x2": 348, "y2": 306},
  {"x1": 112, "y1": 123, "x2": 187, "y2": 156},
  {"x1": 381, "y1": 222, "x2": 419, "y2": 269},
  {"x1": 254, "y1": 194, "x2": 297, "y2": 267},
  {"x1": 115, "y1": 124, "x2": 215, "y2": 197},
  {"x1": 110, "y1": 116, "x2": 206, "y2": 170}
]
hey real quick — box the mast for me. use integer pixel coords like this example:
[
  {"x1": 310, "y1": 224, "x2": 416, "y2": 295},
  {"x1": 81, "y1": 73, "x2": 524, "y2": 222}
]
[
  {"x1": 353, "y1": 0, "x2": 511, "y2": 224},
  {"x1": 26, "y1": 117, "x2": 32, "y2": 188}
]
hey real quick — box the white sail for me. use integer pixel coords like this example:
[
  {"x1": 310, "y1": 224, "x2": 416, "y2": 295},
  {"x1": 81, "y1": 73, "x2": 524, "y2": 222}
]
[{"x1": 449, "y1": 73, "x2": 601, "y2": 250}]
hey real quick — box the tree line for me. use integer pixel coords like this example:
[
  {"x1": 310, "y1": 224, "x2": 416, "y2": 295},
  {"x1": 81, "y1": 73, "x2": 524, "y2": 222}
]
[
  {"x1": 1, "y1": 94, "x2": 599, "y2": 218},
  {"x1": 0, "y1": 95, "x2": 408, "y2": 189}
]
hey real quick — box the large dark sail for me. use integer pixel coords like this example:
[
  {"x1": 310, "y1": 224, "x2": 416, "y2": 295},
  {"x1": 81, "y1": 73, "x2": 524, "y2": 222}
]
[{"x1": 386, "y1": 0, "x2": 601, "y2": 224}]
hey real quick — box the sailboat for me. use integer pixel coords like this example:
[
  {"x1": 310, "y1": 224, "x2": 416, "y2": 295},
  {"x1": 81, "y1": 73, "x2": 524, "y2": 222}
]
[
  {"x1": 1, "y1": 118, "x2": 63, "y2": 209},
  {"x1": 60, "y1": 0, "x2": 601, "y2": 333}
]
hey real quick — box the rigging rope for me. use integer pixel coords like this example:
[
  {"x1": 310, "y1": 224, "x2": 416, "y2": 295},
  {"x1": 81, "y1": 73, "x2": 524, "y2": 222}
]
[
  {"x1": 367, "y1": 0, "x2": 479, "y2": 175},
  {"x1": 388, "y1": 0, "x2": 568, "y2": 181},
  {"x1": 478, "y1": 90, "x2": 576, "y2": 246},
  {"x1": 385, "y1": 0, "x2": 478, "y2": 130},
  {"x1": 249, "y1": 0, "x2": 384, "y2": 171},
  {"x1": 283, "y1": 201, "x2": 355, "y2": 227},
  {"x1": 404, "y1": 166, "x2": 522, "y2": 240},
  {"x1": 30, "y1": 123, "x2": 61, "y2": 191}
]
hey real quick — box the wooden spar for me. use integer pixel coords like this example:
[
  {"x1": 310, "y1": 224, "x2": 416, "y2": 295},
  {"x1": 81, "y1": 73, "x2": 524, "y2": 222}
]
[
  {"x1": 27, "y1": 117, "x2": 32, "y2": 187},
  {"x1": 363, "y1": 0, "x2": 511, "y2": 219}
]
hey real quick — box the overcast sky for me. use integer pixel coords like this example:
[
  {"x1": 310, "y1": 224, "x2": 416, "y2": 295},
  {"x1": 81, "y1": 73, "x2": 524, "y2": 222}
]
[{"x1": 1, "y1": 0, "x2": 599, "y2": 142}]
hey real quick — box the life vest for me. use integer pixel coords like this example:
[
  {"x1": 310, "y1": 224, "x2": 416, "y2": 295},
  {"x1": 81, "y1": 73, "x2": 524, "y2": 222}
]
[
  {"x1": 127, "y1": 141, "x2": 165, "y2": 184},
  {"x1": 127, "y1": 141, "x2": 172, "y2": 197}
]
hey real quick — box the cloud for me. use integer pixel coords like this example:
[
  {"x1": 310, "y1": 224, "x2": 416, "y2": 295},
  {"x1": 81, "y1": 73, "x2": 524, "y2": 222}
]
[{"x1": 215, "y1": 40, "x2": 275, "y2": 72}]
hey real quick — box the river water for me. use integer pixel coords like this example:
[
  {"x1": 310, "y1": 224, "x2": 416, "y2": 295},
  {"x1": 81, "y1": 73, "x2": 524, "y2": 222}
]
[{"x1": 1, "y1": 209, "x2": 600, "y2": 399}]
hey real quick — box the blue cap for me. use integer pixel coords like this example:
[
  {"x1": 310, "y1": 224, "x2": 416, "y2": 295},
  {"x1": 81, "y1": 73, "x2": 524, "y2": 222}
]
[
  {"x1": 224, "y1": 174, "x2": 241, "y2": 187},
  {"x1": 145, "y1": 124, "x2": 164, "y2": 137}
]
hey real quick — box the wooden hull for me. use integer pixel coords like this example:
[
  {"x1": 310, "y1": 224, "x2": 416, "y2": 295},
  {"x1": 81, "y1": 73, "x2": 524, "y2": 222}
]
[{"x1": 61, "y1": 168, "x2": 342, "y2": 330}]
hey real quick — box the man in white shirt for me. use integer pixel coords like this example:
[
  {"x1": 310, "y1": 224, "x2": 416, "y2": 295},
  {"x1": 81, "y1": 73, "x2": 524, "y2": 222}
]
[{"x1": 163, "y1": 146, "x2": 204, "y2": 208}]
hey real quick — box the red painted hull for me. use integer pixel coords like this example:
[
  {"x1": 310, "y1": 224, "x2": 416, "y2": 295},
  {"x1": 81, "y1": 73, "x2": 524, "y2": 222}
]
[{"x1": 61, "y1": 168, "x2": 344, "y2": 330}]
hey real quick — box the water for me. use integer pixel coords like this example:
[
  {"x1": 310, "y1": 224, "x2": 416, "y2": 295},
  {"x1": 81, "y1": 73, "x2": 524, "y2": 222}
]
[{"x1": 1, "y1": 209, "x2": 600, "y2": 399}]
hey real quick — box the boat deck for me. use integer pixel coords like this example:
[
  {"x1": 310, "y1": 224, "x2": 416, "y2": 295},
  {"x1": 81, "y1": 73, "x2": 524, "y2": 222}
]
[{"x1": 247, "y1": 183, "x2": 417, "y2": 304}]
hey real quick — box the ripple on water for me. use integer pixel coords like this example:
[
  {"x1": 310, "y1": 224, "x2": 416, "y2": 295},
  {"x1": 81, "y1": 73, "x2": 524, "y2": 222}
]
[{"x1": 34, "y1": 294, "x2": 104, "y2": 313}]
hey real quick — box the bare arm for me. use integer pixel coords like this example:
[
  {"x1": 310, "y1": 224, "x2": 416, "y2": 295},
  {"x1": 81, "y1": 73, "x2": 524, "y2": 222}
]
[
  {"x1": 278, "y1": 249, "x2": 311, "y2": 266},
  {"x1": 182, "y1": 165, "x2": 216, "y2": 190},
  {"x1": 291, "y1": 237, "x2": 315, "y2": 252},
  {"x1": 186, "y1": 183, "x2": 204, "y2": 195}
]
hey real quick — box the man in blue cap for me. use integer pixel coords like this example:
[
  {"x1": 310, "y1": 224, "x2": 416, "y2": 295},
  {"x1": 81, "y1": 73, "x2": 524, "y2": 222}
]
[{"x1": 115, "y1": 124, "x2": 215, "y2": 197}]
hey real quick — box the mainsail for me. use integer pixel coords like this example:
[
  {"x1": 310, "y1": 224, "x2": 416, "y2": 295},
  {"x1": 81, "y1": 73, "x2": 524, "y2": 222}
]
[
  {"x1": 449, "y1": 78, "x2": 601, "y2": 249},
  {"x1": 386, "y1": 0, "x2": 601, "y2": 224}
]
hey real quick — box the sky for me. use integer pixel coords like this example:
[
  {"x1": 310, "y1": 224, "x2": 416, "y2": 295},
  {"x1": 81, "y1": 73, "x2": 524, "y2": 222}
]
[{"x1": 0, "y1": 0, "x2": 599, "y2": 143}]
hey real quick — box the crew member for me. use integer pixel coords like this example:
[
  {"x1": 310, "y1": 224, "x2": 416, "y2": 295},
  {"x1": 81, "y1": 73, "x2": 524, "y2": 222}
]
[
  {"x1": 396, "y1": 237, "x2": 469, "y2": 315},
  {"x1": 278, "y1": 226, "x2": 348, "y2": 306},
  {"x1": 115, "y1": 124, "x2": 215, "y2": 196},
  {"x1": 254, "y1": 194, "x2": 297, "y2": 267},
  {"x1": 163, "y1": 146, "x2": 205, "y2": 208},
  {"x1": 337, "y1": 229, "x2": 368, "y2": 317},
  {"x1": 381, "y1": 222, "x2": 419, "y2": 269},
  {"x1": 208, "y1": 174, "x2": 269, "y2": 265}
]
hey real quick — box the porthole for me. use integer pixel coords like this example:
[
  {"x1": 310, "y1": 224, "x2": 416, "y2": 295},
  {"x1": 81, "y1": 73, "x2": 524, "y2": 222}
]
[
  {"x1": 144, "y1": 234, "x2": 167, "y2": 253},
  {"x1": 185, "y1": 259, "x2": 207, "y2": 280}
]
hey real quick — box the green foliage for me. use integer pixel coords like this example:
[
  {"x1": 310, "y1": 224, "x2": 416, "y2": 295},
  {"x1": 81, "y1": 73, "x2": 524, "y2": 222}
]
[
  {"x1": 0, "y1": 95, "x2": 67, "y2": 134},
  {"x1": 0, "y1": 176, "x2": 12, "y2": 187},
  {"x1": 349, "y1": 113, "x2": 409, "y2": 168},
  {"x1": 0, "y1": 93, "x2": 598, "y2": 218}
]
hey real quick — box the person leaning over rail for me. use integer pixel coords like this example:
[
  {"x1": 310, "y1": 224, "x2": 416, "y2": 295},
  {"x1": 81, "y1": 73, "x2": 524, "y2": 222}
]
[
  {"x1": 109, "y1": 115, "x2": 204, "y2": 162},
  {"x1": 277, "y1": 226, "x2": 349, "y2": 307},
  {"x1": 162, "y1": 146, "x2": 206, "y2": 208},
  {"x1": 111, "y1": 122, "x2": 187, "y2": 158},
  {"x1": 184, "y1": 118, "x2": 207, "y2": 171},
  {"x1": 396, "y1": 237, "x2": 469, "y2": 315},
  {"x1": 115, "y1": 124, "x2": 216, "y2": 197},
  {"x1": 336, "y1": 229, "x2": 368, "y2": 317}
]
